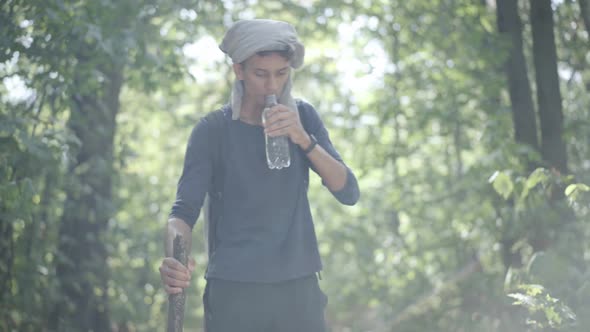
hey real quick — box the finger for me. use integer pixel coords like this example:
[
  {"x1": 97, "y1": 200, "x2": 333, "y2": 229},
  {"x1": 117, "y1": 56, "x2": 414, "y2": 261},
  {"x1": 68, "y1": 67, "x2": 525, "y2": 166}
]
[
  {"x1": 266, "y1": 118, "x2": 298, "y2": 136},
  {"x1": 162, "y1": 257, "x2": 188, "y2": 269},
  {"x1": 267, "y1": 110, "x2": 297, "y2": 127},
  {"x1": 163, "y1": 274, "x2": 191, "y2": 288},
  {"x1": 160, "y1": 263, "x2": 190, "y2": 281},
  {"x1": 162, "y1": 257, "x2": 190, "y2": 274},
  {"x1": 164, "y1": 284, "x2": 183, "y2": 295},
  {"x1": 266, "y1": 105, "x2": 292, "y2": 121},
  {"x1": 270, "y1": 104, "x2": 290, "y2": 112}
]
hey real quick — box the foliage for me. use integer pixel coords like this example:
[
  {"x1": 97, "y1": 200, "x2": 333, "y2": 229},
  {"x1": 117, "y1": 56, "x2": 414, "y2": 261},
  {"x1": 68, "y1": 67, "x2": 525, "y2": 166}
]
[
  {"x1": 490, "y1": 169, "x2": 590, "y2": 331},
  {"x1": 508, "y1": 284, "x2": 577, "y2": 331}
]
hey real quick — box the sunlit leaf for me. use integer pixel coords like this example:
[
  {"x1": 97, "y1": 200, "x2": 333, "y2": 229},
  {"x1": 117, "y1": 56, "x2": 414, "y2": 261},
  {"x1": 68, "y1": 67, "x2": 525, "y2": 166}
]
[{"x1": 489, "y1": 170, "x2": 514, "y2": 200}]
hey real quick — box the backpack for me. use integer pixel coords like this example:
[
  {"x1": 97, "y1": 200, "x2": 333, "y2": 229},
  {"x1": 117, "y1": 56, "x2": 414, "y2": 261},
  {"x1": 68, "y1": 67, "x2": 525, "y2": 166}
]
[{"x1": 202, "y1": 101, "x2": 311, "y2": 258}]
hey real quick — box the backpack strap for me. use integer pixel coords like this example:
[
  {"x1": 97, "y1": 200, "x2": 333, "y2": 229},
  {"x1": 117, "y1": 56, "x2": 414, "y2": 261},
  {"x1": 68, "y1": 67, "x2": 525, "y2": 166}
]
[
  {"x1": 202, "y1": 107, "x2": 228, "y2": 259},
  {"x1": 296, "y1": 99, "x2": 312, "y2": 133}
]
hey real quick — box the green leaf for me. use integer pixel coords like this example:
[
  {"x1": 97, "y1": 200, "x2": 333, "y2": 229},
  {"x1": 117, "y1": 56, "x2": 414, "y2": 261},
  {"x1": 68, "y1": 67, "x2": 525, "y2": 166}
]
[
  {"x1": 508, "y1": 292, "x2": 539, "y2": 308},
  {"x1": 489, "y1": 171, "x2": 514, "y2": 200},
  {"x1": 526, "y1": 168, "x2": 549, "y2": 188},
  {"x1": 521, "y1": 168, "x2": 549, "y2": 200},
  {"x1": 565, "y1": 183, "x2": 590, "y2": 197}
]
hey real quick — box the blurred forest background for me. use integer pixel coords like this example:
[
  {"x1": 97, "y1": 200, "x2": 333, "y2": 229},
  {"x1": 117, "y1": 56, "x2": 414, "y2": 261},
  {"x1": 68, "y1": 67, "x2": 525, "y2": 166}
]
[{"x1": 1, "y1": 0, "x2": 590, "y2": 331}]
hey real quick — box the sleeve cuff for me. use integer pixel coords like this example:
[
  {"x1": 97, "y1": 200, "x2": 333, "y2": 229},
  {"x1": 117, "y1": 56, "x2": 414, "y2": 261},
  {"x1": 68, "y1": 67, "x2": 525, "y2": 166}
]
[{"x1": 328, "y1": 167, "x2": 360, "y2": 206}]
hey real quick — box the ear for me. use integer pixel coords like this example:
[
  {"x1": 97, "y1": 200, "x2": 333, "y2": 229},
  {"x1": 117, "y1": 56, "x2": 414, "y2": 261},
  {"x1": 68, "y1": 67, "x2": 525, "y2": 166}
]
[{"x1": 233, "y1": 63, "x2": 244, "y2": 80}]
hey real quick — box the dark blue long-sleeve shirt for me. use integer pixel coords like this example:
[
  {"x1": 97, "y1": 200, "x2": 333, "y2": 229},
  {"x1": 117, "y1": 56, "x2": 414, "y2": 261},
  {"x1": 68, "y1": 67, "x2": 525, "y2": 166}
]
[{"x1": 170, "y1": 100, "x2": 359, "y2": 282}]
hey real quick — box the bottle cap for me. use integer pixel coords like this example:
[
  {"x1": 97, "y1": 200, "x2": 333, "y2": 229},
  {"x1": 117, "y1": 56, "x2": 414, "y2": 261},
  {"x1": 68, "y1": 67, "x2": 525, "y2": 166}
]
[{"x1": 265, "y1": 94, "x2": 277, "y2": 106}]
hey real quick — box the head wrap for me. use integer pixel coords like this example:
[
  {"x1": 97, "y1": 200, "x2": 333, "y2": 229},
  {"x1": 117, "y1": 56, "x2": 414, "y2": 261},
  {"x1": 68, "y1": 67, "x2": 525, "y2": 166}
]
[{"x1": 219, "y1": 19, "x2": 305, "y2": 120}]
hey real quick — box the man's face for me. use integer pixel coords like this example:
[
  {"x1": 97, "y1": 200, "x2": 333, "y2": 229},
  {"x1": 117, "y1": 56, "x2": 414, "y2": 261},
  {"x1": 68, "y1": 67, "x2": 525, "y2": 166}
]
[{"x1": 233, "y1": 52, "x2": 291, "y2": 104}]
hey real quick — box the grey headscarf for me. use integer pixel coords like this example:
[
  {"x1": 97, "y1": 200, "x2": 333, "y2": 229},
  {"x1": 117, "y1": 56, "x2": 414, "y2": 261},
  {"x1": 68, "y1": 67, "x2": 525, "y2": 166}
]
[{"x1": 219, "y1": 19, "x2": 305, "y2": 120}]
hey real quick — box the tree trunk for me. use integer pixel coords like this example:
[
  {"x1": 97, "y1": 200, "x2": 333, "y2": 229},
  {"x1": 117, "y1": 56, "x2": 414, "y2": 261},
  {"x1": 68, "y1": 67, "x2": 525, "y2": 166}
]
[
  {"x1": 496, "y1": 0, "x2": 540, "y2": 167},
  {"x1": 530, "y1": 0, "x2": 568, "y2": 174},
  {"x1": 0, "y1": 218, "x2": 13, "y2": 332},
  {"x1": 579, "y1": 0, "x2": 590, "y2": 38},
  {"x1": 0, "y1": 216, "x2": 13, "y2": 303},
  {"x1": 495, "y1": 0, "x2": 540, "y2": 273},
  {"x1": 51, "y1": 62, "x2": 123, "y2": 331}
]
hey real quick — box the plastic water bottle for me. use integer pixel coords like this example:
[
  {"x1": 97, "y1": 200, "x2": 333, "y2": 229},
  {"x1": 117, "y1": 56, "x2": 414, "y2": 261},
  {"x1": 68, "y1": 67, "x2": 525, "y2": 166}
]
[{"x1": 262, "y1": 95, "x2": 290, "y2": 169}]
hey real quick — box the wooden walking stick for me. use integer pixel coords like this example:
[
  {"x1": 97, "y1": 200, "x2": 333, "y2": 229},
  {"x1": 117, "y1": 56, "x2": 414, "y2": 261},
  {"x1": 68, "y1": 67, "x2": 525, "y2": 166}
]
[{"x1": 167, "y1": 234, "x2": 189, "y2": 332}]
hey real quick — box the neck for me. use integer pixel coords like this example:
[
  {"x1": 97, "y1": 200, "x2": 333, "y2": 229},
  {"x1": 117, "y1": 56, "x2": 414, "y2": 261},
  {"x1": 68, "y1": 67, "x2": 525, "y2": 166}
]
[{"x1": 239, "y1": 96, "x2": 265, "y2": 125}]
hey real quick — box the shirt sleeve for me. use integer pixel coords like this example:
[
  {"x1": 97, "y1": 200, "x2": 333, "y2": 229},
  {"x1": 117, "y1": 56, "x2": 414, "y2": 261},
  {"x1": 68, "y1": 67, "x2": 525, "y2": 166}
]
[
  {"x1": 169, "y1": 117, "x2": 214, "y2": 228},
  {"x1": 299, "y1": 101, "x2": 360, "y2": 206}
]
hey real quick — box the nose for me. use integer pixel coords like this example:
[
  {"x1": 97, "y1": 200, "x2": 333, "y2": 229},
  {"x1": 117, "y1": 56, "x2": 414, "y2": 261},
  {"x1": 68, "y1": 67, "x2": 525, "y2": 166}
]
[{"x1": 267, "y1": 75, "x2": 278, "y2": 94}]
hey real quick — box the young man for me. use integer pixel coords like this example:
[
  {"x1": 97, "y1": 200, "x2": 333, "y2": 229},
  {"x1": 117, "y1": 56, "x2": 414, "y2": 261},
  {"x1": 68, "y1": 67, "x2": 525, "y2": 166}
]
[{"x1": 159, "y1": 19, "x2": 360, "y2": 331}]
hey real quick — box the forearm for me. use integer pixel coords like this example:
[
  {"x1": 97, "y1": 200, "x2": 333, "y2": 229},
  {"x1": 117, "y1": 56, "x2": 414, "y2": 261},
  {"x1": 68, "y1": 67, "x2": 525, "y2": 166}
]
[
  {"x1": 165, "y1": 217, "x2": 193, "y2": 257},
  {"x1": 272, "y1": 101, "x2": 359, "y2": 203},
  {"x1": 298, "y1": 135, "x2": 347, "y2": 191}
]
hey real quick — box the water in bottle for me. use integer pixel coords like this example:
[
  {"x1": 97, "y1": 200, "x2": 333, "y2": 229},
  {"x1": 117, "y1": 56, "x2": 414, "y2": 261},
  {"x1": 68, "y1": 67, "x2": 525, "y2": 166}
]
[{"x1": 262, "y1": 95, "x2": 291, "y2": 169}]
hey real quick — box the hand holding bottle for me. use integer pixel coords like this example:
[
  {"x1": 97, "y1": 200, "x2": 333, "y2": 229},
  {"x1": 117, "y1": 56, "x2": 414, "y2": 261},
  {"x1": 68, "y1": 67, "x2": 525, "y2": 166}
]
[{"x1": 262, "y1": 100, "x2": 309, "y2": 147}]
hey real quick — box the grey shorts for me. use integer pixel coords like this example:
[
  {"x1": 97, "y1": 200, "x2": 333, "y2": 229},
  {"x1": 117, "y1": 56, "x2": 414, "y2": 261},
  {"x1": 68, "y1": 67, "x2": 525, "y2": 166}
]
[{"x1": 203, "y1": 274, "x2": 328, "y2": 332}]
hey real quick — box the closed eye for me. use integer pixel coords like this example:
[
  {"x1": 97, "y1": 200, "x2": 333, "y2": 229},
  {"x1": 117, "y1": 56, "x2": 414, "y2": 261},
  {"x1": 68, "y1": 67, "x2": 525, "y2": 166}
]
[{"x1": 255, "y1": 70, "x2": 268, "y2": 77}]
